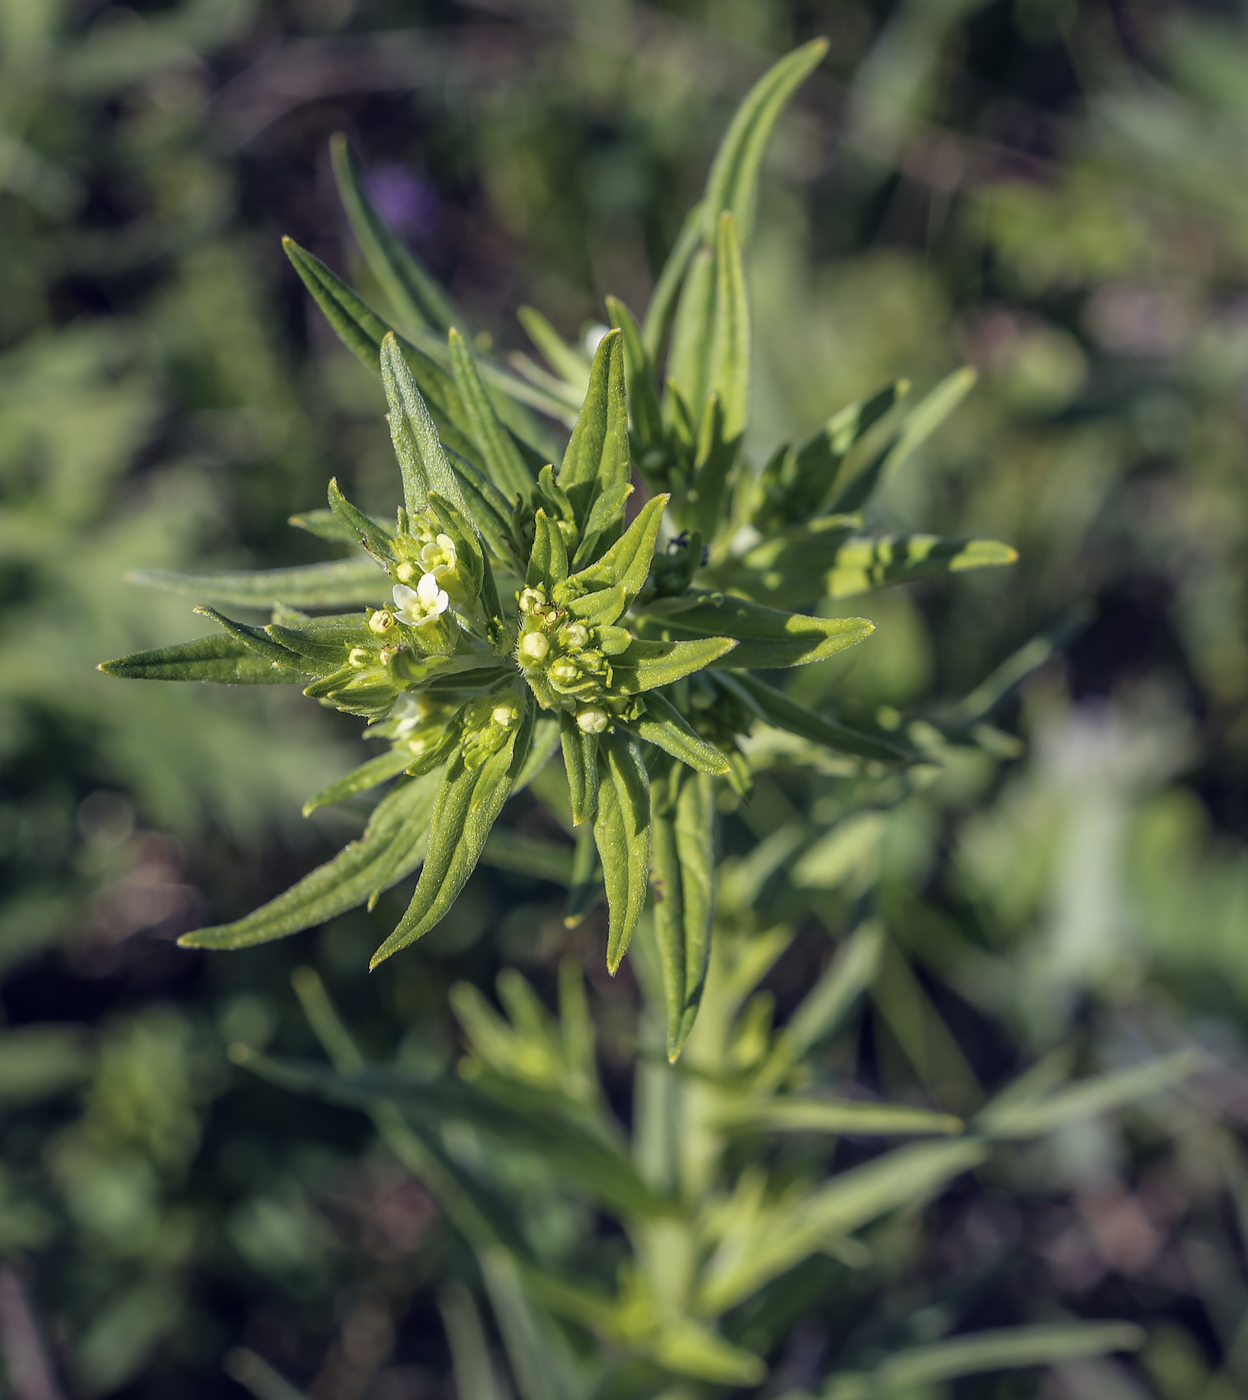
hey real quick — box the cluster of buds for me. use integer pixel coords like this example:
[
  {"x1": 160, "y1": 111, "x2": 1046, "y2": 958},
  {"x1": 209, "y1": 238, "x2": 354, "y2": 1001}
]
[
  {"x1": 513, "y1": 584, "x2": 630, "y2": 733},
  {"x1": 459, "y1": 693, "x2": 524, "y2": 770}
]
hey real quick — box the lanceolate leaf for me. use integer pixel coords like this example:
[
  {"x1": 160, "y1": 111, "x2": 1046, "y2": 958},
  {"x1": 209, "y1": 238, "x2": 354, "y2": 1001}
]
[
  {"x1": 595, "y1": 732, "x2": 651, "y2": 973},
  {"x1": 713, "y1": 1097, "x2": 962, "y2": 1137},
  {"x1": 449, "y1": 327, "x2": 536, "y2": 503},
  {"x1": 821, "y1": 534, "x2": 1019, "y2": 599},
  {"x1": 641, "y1": 200, "x2": 704, "y2": 365},
  {"x1": 371, "y1": 706, "x2": 534, "y2": 967},
  {"x1": 707, "y1": 211, "x2": 749, "y2": 445},
  {"x1": 651, "y1": 764, "x2": 715, "y2": 1060},
  {"x1": 556, "y1": 329, "x2": 628, "y2": 530},
  {"x1": 606, "y1": 296, "x2": 664, "y2": 455},
  {"x1": 381, "y1": 333, "x2": 471, "y2": 517},
  {"x1": 180, "y1": 774, "x2": 439, "y2": 950},
  {"x1": 613, "y1": 636, "x2": 739, "y2": 693},
  {"x1": 566, "y1": 493, "x2": 668, "y2": 603},
  {"x1": 327, "y1": 478, "x2": 398, "y2": 560},
  {"x1": 128, "y1": 557, "x2": 388, "y2": 610},
  {"x1": 724, "y1": 672, "x2": 909, "y2": 762},
  {"x1": 701, "y1": 38, "x2": 828, "y2": 245},
  {"x1": 629, "y1": 692, "x2": 731, "y2": 775},
  {"x1": 195, "y1": 605, "x2": 306, "y2": 670},
  {"x1": 98, "y1": 634, "x2": 310, "y2": 686},
  {"x1": 560, "y1": 713, "x2": 599, "y2": 826},
  {"x1": 564, "y1": 824, "x2": 602, "y2": 928},
  {"x1": 302, "y1": 747, "x2": 416, "y2": 816},
  {"x1": 665, "y1": 244, "x2": 716, "y2": 432},
  {"x1": 330, "y1": 133, "x2": 460, "y2": 334},
  {"x1": 638, "y1": 593, "x2": 873, "y2": 669},
  {"x1": 289, "y1": 507, "x2": 393, "y2": 544}
]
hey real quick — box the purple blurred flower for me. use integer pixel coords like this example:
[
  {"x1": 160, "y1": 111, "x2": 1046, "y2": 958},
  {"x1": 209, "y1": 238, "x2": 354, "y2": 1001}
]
[{"x1": 363, "y1": 165, "x2": 439, "y2": 240}]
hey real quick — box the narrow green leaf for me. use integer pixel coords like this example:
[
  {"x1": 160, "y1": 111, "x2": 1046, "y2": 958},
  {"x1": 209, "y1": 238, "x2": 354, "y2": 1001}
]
[
  {"x1": 195, "y1": 605, "x2": 306, "y2": 670},
  {"x1": 822, "y1": 534, "x2": 1019, "y2": 600},
  {"x1": 977, "y1": 1050, "x2": 1202, "y2": 1140},
  {"x1": 697, "y1": 1139, "x2": 987, "y2": 1313},
  {"x1": 529, "y1": 510, "x2": 569, "y2": 589},
  {"x1": 180, "y1": 774, "x2": 439, "y2": 949},
  {"x1": 629, "y1": 692, "x2": 731, "y2": 775},
  {"x1": 613, "y1": 636, "x2": 739, "y2": 693},
  {"x1": 832, "y1": 368, "x2": 977, "y2": 513},
  {"x1": 595, "y1": 732, "x2": 651, "y2": 973},
  {"x1": 288, "y1": 507, "x2": 392, "y2": 544},
  {"x1": 327, "y1": 477, "x2": 397, "y2": 561},
  {"x1": 649, "y1": 1323, "x2": 765, "y2": 1387},
  {"x1": 641, "y1": 200, "x2": 704, "y2": 364},
  {"x1": 652, "y1": 765, "x2": 715, "y2": 1060},
  {"x1": 572, "y1": 481, "x2": 634, "y2": 570},
  {"x1": 701, "y1": 38, "x2": 828, "y2": 244},
  {"x1": 128, "y1": 557, "x2": 388, "y2": 610},
  {"x1": 449, "y1": 327, "x2": 536, "y2": 502},
  {"x1": 517, "y1": 306, "x2": 592, "y2": 391},
  {"x1": 754, "y1": 381, "x2": 906, "y2": 531},
  {"x1": 606, "y1": 295, "x2": 664, "y2": 454},
  {"x1": 665, "y1": 245, "x2": 716, "y2": 432},
  {"x1": 98, "y1": 633, "x2": 308, "y2": 686},
  {"x1": 725, "y1": 672, "x2": 908, "y2": 762},
  {"x1": 302, "y1": 747, "x2": 415, "y2": 816},
  {"x1": 381, "y1": 333, "x2": 470, "y2": 517},
  {"x1": 714, "y1": 1097, "x2": 962, "y2": 1137},
  {"x1": 512, "y1": 715, "x2": 561, "y2": 793},
  {"x1": 638, "y1": 593, "x2": 873, "y2": 669},
  {"x1": 823, "y1": 1324, "x2": 1145, "y2": 1400},
  {"x1": 283, "y1": 237, "x2": 479, "y2": 460},
  {"x1": 556, "y1": 329, "x2": 628, "y2": 529},
  {"x1": 330, "y1": 132, "x2": 460, "y2": 334},
  {"x1": 707, "y1": 211, "x2": 749, "y2": 444},
  {"x1": 560, "y1": 712, "x2": 599, "y2": 826},
  {"x1": 565, "y1": 493, "x2": 668, "y2": 603},
  {"x1": 370, "y1": 707, "x2": 533, "y2": 966}
]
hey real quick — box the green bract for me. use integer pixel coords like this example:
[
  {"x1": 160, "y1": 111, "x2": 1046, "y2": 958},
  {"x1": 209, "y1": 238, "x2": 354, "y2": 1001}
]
[{"x1": 100, "y1": 39, "x2": 1016, "y2": 1059}]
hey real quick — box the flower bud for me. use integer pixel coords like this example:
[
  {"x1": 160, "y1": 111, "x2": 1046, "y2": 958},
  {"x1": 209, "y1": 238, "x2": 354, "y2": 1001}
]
[
  {"x1": 576, "y1": 707, "x2": 609, "y2": 734},
  {"x1": 369, "y1": 609, "x2": 396, "y2": 635},
  {"x1": 518, "y1": 632, "x2": 549, "y2": 663}
]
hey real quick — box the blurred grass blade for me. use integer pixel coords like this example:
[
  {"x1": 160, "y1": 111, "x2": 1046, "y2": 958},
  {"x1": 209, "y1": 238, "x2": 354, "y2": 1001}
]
[
  {"x1": 822, "y1": 1323, "x2": 1145, "y2": 1400},
  {"x1": 564, "y1": 825, "x2": 602, "y2": 928},
  {"x1": 127, "y1": 557, "x2": 387, "y2": 610},
  {"x1": 479, "y1": 830, "x2": 575, "y2": 886},
  {"x1": 977, "y1": 1050, "x2": 1202, "y2": 1139},
  {"x1": 641, "y1": 200, "x2": 703, "y2": 364},
  {"x1": 438, "y1": 1284, "x2": 512, "y2": 1400},
  {"x1": 517, "y1": 306, "x2": 592, "y2": 393},
  {"x1": 224, "y1": 1349, "x2": 309, "y2": 1400},
  {"x1": 713, "y1": 1097, "x2": 961, "y2": 1137},
  {"x1": 480, "y1": 1249, "x2": 579, "y2": 1400},
  {"x1": 330, "y1": 132, "x2": 459, "y2": 334},
  {"x1": 833, "y1": 368, "x2": 976, "y2": 513},
  {"x1": 181, "y1": 773, "x2": 439, "y2": 949}
]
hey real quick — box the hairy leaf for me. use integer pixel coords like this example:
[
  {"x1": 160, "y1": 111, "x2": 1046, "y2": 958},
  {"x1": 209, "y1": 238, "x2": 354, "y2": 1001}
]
[
  {"x1": 595, "y1": 732, "x2": 651, "y2": 973},
  {"x1": 98, "y1": 633, "x2": 309, "y2": 686},
  {"x1": 371, "y1": 706, "x2": 534, "y2": 966},
  {"x1": 638, "y1": 593, "x2": 873, "y2": 668},
  {"x1": 128, "y1": 557, "x2": 388, "y2": 610},
  {"x1": 181, "y1": 774, "x2": 439, "y2": 949},
  {"x1": 628, "y1": 692, "x2": 731, "y2": 775},
  {"x1": 560, "y1": 713, "x2": 599, "y2": 827},
  {"x1": 613, "y1": 635, "x2": 739, "y2": 693},
  {"x1": 556, "y1": 329, "x2": 628, "y2": 530},
  {"x1": 449, "y1": 327, "x2": 535, "y2": 503},
  {"x1": 302, "y1": 747, "x2": 416, "y2": 816}
]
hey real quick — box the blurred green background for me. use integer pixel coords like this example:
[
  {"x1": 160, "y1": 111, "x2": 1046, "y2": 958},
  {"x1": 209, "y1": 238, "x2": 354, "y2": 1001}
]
[{"x1": 4, "y1": 0, "x2": 1248, "y2": 1396}]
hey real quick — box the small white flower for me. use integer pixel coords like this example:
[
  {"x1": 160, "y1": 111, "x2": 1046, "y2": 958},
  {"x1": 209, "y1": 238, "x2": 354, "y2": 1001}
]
[
  {"x1": 393, "y1": 574, "x2": 449, "y2": 627},
  {"x1": 491, "y1": 703, "x2": 518, "y2": 727},
  {"x1": 420, "y1": 532, "x2": 457, "y2": 579}
]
